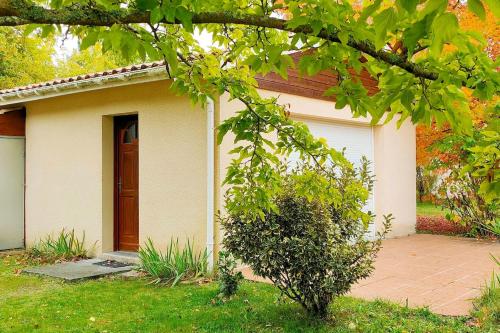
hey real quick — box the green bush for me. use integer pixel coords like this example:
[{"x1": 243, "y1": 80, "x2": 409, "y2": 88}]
[
  {"x1": 138, "y1": 238, "x2": 208, "y2": 286},
  {"x1": 222, "y1": 159, "x2": 392, "y2": 317},
  {"x1": 217, "y1": 251, "x2": 243, "y2": 297},
  {"x1": 432, "y1": 126, "x2": 499, "y2": 238},
  {"x1": 27, "y1": 229, "x2": 89, "y2": 263}
]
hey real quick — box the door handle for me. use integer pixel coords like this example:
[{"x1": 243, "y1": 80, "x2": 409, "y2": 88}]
[{"x1": 118, "y1": 178, "x2": 122, "y2": 193}]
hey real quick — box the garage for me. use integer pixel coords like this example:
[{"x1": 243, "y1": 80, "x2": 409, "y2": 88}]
[
  {"x1": 303, "y1": 119, "x2": 374, "y2": 168},
  {"x1": 0, "y1": 109, "x2": 25, "y2": 250},
  {"x1": 290, "y1": 118, "x2": 376, "y2": 238}
]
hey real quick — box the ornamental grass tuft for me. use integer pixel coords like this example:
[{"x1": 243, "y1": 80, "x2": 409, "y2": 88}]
[
  {"x1": 26, "y1": 229, "x2": 89, "y2": 263},
  {"x1": 138, "y1": 238, "x2": 208, "y2": 286}
]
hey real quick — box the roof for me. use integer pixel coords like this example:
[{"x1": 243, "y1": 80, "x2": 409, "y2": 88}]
[
  {"x1": 0, "y1": 62, "x2": 167, "y2": 96},
  {"x1": 0, "y1": 62, "x2": 168, "y2": 105},
  {"x1": 0, "y1": 57, "x2": 378, "y2": 106}
]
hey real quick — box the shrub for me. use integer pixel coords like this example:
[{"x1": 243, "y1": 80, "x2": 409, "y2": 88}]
[
  {"x1": 217, "y1": 251, "x2": 243, "y2": 297},
  {"x1": 138, "y1": 238, "x2": 208, "y2": 286},
  {"x1": 437, "y1": 170, "x2": 499, "y2": 238},
  {"x1": 222, "y1": 159, "x2": 392, "y2": 317},
  {"x1": 431, "y1": 127, "x2": 499, "y2": 238},
  {"x1": 26, "y1": 229, "x2": 89, "y2": 263},
  {"x1": 416, "y1": 166, "x2": 440, "y2": 203}
]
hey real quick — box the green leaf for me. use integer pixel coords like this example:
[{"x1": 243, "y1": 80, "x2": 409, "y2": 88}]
[
  {"x1": 143, "y1": 42, "x2": 160, "y2": 60},
  {"x1": 50, "y1": 0, "x2": 63, "y2": 8},
  {"x1": 338, "y1": 30, "x2": 349, "y2": 45},
  {"x1": 176, "y1": 7, "x2": 193, "y2": 33},
  {"x1": 267, "y1": 47, "x2": 282, "y2": 63},
  {"x1": 80, "y1": 31, "x2": 99, "y2": 50},
  {"x1": 335, "y1": 95, "x2": 348, "y2": 109},
  {"x1": 419, "y1": 0, "x2": 447, "y2": 18},
  {"x1": 430, "y1": 13, "x2": 458, "y2": 57},
  {"x1": 360, "y1": 0, "x2": 382, "y2": 22},
  {"x1": 411, "y1": 98, "x2": 426, "y2": 123},
  {"x1": 108, "y1": 29, "x2": 122, "y2": 50},
  {"x1": 136, "y1": 0, "x2": 157, "y2": 10},
  {"x1": 23, "y1": 24, "x2": 40, "y2": 36},
  {"x1": 159, "y1": 42, "x2": 178, "y2": 72},
  {"x1": 400, "y1": 90, "x2": 414, "y2": 111},
  {"x1": 163, "y1": 6, "x2": 176, "y2": 22},
  {"x1": 150, "y1": 7, "x2": 164, "y2": 25},
  {"x1": 397, "y1": 0, "x2": 418, "y2": 14},
  {"x1": 373, "y1": 8, "x2": 397, "y2": 50},
  {"x1": 402, "y1": 19, "x2": 428, "y2": 55},
  {"x1": 137, "y1": 44, "x2": 146, "y2": 60},
  {"x1": 41, "y1": 25, "x2": 55, "y2": 38},
  {"x1": 468, "y1": 0, "x2": 486, "y2": 20}
]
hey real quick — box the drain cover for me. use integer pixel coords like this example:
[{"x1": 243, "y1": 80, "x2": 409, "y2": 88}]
[{"x1": 93, "y1": 260, "x2": 131, "y2": 268}]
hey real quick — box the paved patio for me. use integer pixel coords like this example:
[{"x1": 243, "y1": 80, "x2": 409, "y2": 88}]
[{"x1": 241, "y1": 234, "x2": 499, "y2": 316}]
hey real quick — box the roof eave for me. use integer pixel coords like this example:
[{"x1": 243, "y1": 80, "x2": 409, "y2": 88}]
[{"x1": 0, "y1": 67, "x2": 168, "y2": 107}]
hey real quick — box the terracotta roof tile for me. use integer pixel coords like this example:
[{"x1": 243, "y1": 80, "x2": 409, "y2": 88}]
[{"x1": 0, "y1": 61, "x2": 166, "y2": 96}]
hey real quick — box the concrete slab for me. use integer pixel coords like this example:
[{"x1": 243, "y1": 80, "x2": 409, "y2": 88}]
[
  {"x1": 99, "y1": 251, "x2": 140, "y2": 265},
  {"x1": 23, "y1": 259, "x2": 134, "y2": 282}
]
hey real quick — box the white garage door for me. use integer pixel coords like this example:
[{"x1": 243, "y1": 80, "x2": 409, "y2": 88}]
[
  {"x1": 0, "y1": 137, "x2": 25, "y2": 250},
  {"x1": 290, "y1": 119, "x2": 376, "y2": 238}
]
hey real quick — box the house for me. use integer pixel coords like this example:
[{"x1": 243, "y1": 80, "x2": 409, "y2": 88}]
[{"x1": 0, "y1": 61, "x2": 416, "y2": 265}]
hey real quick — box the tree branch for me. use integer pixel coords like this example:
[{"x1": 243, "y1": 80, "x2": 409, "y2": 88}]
[{"x1": 0, "y1": 0, "x2": 441, "y2": 82}]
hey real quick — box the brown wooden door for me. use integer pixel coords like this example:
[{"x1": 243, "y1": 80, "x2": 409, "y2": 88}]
[{"x1": 115, "y1": 116, "x2": 139, "y2": 251}]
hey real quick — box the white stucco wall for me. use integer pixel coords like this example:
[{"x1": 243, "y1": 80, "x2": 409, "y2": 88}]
[{"x1": 374, "y1": 118, "x2": 417, "y2": 237}]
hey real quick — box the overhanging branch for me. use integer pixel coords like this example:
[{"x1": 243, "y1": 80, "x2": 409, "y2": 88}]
[{"x1": 0, "y1": 0, "x2": 439, "y2": 81}]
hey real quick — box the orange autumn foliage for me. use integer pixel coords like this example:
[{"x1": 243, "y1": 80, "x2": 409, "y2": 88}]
[
  {"x1": 416, "y1": 2, "x2": 497, "y2": 168},
  {"x1": 451, "y1": 2, "x2": 499, "y2": 59}
]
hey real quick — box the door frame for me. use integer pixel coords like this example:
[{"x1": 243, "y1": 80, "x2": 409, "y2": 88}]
[{"x1": 113, "y1": 115, "x2": 139, "y2": 251}]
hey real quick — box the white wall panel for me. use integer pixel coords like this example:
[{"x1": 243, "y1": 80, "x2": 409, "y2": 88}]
[{"x1": 0, "y1": 137, "x2": 24, "y2": 250}]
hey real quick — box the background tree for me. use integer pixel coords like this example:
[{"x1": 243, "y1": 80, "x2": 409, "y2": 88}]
[
  {"x1": 0, "y1": 28, "x2": 137, "y2": 89},
  {"x1": 56, "y1": 44, "x2": 134, "y2": 78},
  {"x1": 415, "y1": 1, "x2": 498, "y2": 204},
  {"x1": 0, "y1": 27, "x2": 56, "y2": 89},
  {"x1": 431, "y1": 111, "x2": 499, "y2": 237}
]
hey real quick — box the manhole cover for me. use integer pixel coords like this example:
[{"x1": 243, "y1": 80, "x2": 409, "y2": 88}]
[{"x1": 93, "y1": 260, "x2": 131, "y2": 268}]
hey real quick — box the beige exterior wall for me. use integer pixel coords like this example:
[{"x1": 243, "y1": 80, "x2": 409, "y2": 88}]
[
  {"x1": 24, "y1": 80, "x2": 207, "y2": 255},
  {"x1": 374, "y1": 118, "x2": 417, "y2": 237},
  {"x1": 21, "y1": 79, "x2": 415, "y2": 256},
  {"x1": 215, "y1": 90, "x2": 416, "y2": 249}
]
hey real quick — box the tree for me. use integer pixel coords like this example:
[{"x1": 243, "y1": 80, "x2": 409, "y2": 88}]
[
  {"x1": 56, "y1": 41, "x2": 148, "y2": 77},
  {"x1": 432, "y1": 114, "x2": 499, "y2": 237},
  {"x1": 0, "y1": 0, "x2": 498, "y2": 217},
  {"x1": 416, "y1": 1, "x2": 498, "y2": 170},
  {"x1": 0, "y1": 27, "x2": 137, "y2": 89},
  {"x1": 0, "y1": 27, "x2": 56, "y2": 89}
]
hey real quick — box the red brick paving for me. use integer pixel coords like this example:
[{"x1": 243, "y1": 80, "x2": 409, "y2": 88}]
[{"x1": 241, "y1": 234, "x2": 499, "y2": 316}]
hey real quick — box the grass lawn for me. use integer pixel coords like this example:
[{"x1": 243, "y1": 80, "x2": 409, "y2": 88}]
[
  {"x1": 0, "y1": 253, "x2": 495, "y2": 333},
  {"x1": 417, "y1": 202, "x2": 450, "y2": 217}
]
